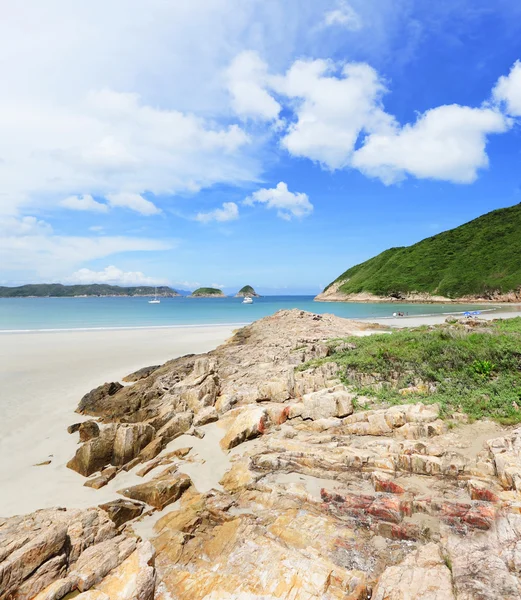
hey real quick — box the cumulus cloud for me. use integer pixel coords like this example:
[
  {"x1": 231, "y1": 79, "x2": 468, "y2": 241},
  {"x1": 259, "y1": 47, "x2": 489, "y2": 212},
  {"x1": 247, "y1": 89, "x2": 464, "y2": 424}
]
[
  {"x1": 244, "y1": 182, "x2": 313, "y2": 220},
  {"x1": 106, "y1": 192, "x2": 161, "y2": 216},
  {"x1": 352, "y1": 105, "x2": 509, "y2": 184},
  {"x1": 226, "y1": 51, "x2": 281, "y2": 121},
  {"x1": 195, "y1": 202, "x2": 239, "y2": 223},
  {"x1": 227, "y1": 52, "x2": 517, "y2": 184},
  {"x1": 61, "y1": 194, "x2": 108, "y2": 213},
  {"x1": 274, "y1": 60, "x2": 394, "y2": 170},
  {"x1": 493, "y1": 60, "x2": 521, "y2": 116},
  {"x1": 67, "y1": 265, "x2": 167, "y2": 286},
  {"x1": 323, "y1": 2, "x2": 363, "y2": 30}
]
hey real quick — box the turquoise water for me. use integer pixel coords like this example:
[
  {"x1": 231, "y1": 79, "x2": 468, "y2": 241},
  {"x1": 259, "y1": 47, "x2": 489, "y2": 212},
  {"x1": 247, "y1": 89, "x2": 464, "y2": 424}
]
[{"x1": 0, "y1": 296, "x2": 497, "y2": 332}]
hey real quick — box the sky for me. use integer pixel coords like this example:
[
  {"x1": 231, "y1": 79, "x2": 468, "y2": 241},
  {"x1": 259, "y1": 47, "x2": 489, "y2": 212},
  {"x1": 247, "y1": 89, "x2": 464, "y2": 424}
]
[{"x1": 0, "y1": 0, "x2": 520, "y2": 295}]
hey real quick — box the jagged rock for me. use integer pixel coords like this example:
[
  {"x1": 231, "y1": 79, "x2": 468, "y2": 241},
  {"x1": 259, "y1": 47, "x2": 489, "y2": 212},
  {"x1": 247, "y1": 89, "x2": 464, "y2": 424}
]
[
  {"x1": 288, "y1": 385, "x2": 354, "y2": 420},
  {"x1": 220, "y1": 407, "x2": 267, "y2": 450},
  {"x1": 122, "y1": 365, "x2": 160, "y2": 382},
  {"x1": 156, "y1": 412, "x2": 193, "y2": 442},
  {"x1": 447, "y1": 524, "x2": 521, "y2": 599},
  {"x1": 372, "y1": 543, "x2": 455, "y2": 599},
  {"x1": 113, "y1": 424, "x2": 155, "y2": 466},
  {"x1": 77, "y1": 382, "x2": 124, "y2": 416},
  {"x1": 118, "y1": 472, "x2": 192, "y2": 510},
  {"x1": 193, "y1": 406, "x2": 218, "y2": 426},
  {"x1": 99, "y1": 499, "x2": 145, "y2": 528},
  {"x1": 71, "y1": 535, "x2": 137, "y2": 591},
  {"x1": 84, "y1": 467, "x2": 118, "y2": 490},
  {"x1": 0, "y1": 507, "x2": 118, "y2": 600},
  {"x1": 95, "y1": 541, "x2": 156, "y2": 600},
  {"x1": 67, "y1": 424, "x2": 155, "y2": 476},
  {"x1": 136, "y1": 447, "x2": 192, "y2": 478}
]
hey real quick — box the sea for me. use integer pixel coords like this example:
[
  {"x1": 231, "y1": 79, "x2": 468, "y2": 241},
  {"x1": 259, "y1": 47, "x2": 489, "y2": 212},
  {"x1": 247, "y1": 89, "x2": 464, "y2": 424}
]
[{"x1": 0, "y1": 296, "x2": 500, "y2": 333}]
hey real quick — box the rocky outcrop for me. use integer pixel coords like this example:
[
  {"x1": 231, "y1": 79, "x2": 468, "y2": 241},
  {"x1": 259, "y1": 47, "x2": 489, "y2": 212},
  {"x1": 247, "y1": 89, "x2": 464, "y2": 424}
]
[
  {"x1": 33, "y1": 309, "x2": 521, "y2": 599},
  {"x1": 0, "y1": 507, "x2": 156, "y2": 600},
  {"x1": 118, "y1": 472, "x2": 192, "y2": 510},
  {"x1": 122, "y1": 365, "x2": 160, "y2": 383}
]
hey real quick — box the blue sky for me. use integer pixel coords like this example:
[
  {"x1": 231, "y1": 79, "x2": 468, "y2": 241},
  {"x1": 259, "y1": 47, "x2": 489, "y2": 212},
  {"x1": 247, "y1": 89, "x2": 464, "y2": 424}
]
[{"x1": 1, "y1": 0, "x2": 520, "y2": 294}]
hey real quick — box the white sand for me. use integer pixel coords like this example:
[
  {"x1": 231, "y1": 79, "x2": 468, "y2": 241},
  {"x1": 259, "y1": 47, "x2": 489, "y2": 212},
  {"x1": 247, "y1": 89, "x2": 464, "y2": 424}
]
[
  {"x1": 0, "y1": 326, "x2": 235, "y2": 518},
  {"x1": 364, "y1": 308, "x2": 521, "y2": 329}
]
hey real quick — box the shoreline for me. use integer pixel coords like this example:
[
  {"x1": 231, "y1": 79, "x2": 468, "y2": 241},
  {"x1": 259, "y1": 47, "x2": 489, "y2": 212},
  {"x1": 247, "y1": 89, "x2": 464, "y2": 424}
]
[{"x1": 0, "y1": 324, "x2": 235, "y2": 517}]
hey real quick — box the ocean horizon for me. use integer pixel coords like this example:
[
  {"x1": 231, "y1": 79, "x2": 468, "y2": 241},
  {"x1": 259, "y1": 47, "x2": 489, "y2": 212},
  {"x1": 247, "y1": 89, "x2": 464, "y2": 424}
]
[{"x1": 0, "y1": 295, "x2": 499, "y2": 332}]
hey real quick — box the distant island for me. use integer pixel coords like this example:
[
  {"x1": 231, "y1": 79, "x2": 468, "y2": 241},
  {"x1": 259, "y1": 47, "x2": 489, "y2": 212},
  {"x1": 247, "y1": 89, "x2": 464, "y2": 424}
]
[
  {"x1": 316, "y1": 202, "x2": 521, "y2": 303},
  {"x1": 0, "y1": 284, "x2": 180, "y2": 298},
  {"x1": 189, "y1": 287, "x2": 226, "y2": 298},
  {"x1": 235, "y1": 285, "x2": 260, "y2": 298}
]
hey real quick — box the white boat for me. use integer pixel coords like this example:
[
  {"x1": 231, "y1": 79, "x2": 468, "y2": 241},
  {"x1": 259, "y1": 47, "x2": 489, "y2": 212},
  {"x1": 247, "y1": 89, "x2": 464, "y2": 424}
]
[
  {"x1": 242, "y1": 296, "x2": 253, "y2": 304},
  {"x1": 148, "y1": 287, "x2": 161, "y2": 304}
]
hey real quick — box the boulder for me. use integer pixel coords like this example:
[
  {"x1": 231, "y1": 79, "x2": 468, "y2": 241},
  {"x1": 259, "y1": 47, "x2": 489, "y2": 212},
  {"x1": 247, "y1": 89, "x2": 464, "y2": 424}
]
[
  {"x1": 99, "y1": 499, "x2": 145, "y2": 528},
  {"x1": 118, "y1": 472, "x2": 192, "y2": 510},
  {"x1": 71, "y1": 535, "x2": 136, "y2": 591},
  {"x1": 67, "y1": 424, "x2": 155, "y2": 476},
  {"x1": 288, "y1": 386, "x2": 354, "y2": 420},
  {"x1": 122, "y1": 365, "x2": 160, "y2": 382},
  {"x1": 372, "y1": 543, "x2": 455, "y2": 599},
  {"x1": 77, "y1": 382, "x2": 123, "y2": 416},
  {"x1": 95, "y1": 541, "x2": 156, "y2": 600},
  {"x1": 220, "y1": 407, "x2": 268, "y2": 450},
  {"x1": 156, "y1": 412, "x2": 194, "y2": 442},
  {"x1": 193, "y1": 406, "x2": 218, "y2": 427}
]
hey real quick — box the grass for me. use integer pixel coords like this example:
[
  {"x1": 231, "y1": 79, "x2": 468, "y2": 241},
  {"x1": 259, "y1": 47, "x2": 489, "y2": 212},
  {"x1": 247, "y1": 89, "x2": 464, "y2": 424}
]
[
  {"x1": 303, "y1": 317, "x2": 521, "y2": 425},
  {"x1": 325, "y1": 202, "x2": 521, "y2": 298}
]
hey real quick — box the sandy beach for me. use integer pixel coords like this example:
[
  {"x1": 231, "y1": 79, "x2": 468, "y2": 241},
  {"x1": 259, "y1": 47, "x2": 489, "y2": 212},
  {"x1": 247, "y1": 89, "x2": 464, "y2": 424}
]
[{"x1": 0, "y1": 325, "x2": 235, "y2": 518}]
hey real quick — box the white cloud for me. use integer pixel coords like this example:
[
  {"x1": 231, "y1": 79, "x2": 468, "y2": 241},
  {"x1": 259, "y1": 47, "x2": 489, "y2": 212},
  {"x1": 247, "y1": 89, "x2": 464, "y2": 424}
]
[
  {"x1": 106, "y1": 192, "x2": 161, "y2": 216},
  {"x1": 61, "y1": 194, "x2": 108, "y2": 213},
  {"x1": 323, "y1": 2, "x2": 362, "y2": 30},
  {"x1": 244, "y1": 182, "x2": 313, "y2": 220},
  {"x1": 226, "y1": 51, "x2": 282, "y2": 122},
  {"x1": 493, "y1": 60, "x2": 521, "y2": 117},
  {"x1": 227, "y1": 52, "x2": 516, "y2": 184},
  {"x1": 0, "y1": 216, "x2": 53, "y2": 236},
  {"x1": 352, "y1": 105, "x2": 510, "y2": 184},
  {"x1": 195, "y1": 202, "x2": 239, "y2": 223},
  {"x1": 275, "y1": 60, "x2": 394, "y2": 170},
  {"x1": 67, "y1": 265, "x2": 167, "y2": 286},
  {"x1": 0, "y1": 216, "x2": 173, "y2": 282}
]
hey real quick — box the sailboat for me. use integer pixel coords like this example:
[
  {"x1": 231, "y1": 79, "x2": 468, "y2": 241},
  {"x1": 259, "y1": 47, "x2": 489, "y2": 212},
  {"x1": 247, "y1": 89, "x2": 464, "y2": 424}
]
[{"x1": 148, "y1": 287, "x2": 161, "y2": 304}]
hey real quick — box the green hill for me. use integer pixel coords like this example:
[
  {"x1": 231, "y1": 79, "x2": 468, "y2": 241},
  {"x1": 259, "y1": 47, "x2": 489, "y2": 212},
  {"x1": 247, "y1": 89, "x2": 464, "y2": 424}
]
[
  {"x1": 190, "y1": 287, "x2": 225, "y2": 297},
  {"x1": 317, "y1": 203, "x2": 521, "y2": 301},
  {"x1": 0, "y1": 284, "x2": 179, "y2": 298},
  {"x1": 235, "y1": 285, "x2": 260, "y2": 297}
]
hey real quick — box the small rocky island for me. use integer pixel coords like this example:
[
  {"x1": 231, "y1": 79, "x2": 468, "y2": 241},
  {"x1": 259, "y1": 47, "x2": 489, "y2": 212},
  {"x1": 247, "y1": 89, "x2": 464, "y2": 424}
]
[
  {"x1": 235, "y1": 285, "x2": 260, "y2": 297},
  {"x1": 189, "y1": 287, "x2": 226, "y2": 298}
]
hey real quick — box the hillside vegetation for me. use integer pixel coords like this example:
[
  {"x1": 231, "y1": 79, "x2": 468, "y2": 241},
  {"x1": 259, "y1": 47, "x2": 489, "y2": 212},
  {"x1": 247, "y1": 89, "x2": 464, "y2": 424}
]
[
  {"x1": 303, "y1": 317, "x2": 521, "y2": 424},
  {"x1": 0, "y1": 284, "x2": 179, "y2": 298},
  {"x1": 236, "y1": 285, "x2": 259, "y2": 297},
  {"x1": 322, "y1": 203, "x2": 521, "y2": 299},
  {"x1": 191, "y1": 287, "x2": 225, "y2": 297}
]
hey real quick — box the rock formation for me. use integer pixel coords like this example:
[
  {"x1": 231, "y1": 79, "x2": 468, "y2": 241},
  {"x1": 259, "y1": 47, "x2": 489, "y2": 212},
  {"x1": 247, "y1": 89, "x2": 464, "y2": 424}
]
[{"x1": 5, "y1": 310, "x2": 521, "y2": 599}]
